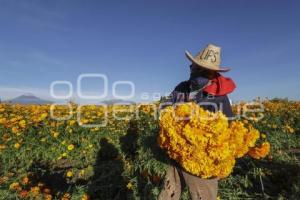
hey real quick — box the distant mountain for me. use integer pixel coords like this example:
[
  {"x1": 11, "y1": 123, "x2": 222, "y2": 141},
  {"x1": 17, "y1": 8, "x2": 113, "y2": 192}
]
[
  {"x1": 100, "y1": 99, "x2": 135, "y2": 105},
  {"x1": 6, "y1": 94, "x2": 53, "y2": 105}
]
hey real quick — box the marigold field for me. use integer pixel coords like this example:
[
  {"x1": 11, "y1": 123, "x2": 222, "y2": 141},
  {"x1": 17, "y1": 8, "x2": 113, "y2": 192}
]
[{"x1": 0, "y1": 98, "x2": 299, "y2": 200}]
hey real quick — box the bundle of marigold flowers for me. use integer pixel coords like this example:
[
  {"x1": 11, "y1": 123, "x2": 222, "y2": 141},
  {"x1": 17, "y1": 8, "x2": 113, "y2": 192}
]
[{"x1": 158, "y1": 102, "x2": 265, "y2": 179}]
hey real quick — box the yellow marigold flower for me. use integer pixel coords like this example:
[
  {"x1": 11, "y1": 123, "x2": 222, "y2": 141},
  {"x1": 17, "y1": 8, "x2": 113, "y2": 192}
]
[
  {"x1": 288, "y1": 127, "x2": 295, "y2": 133},
  {"x1": 81, "y1": 119, "x2": 89, "y2": 124},
  {"x1": 68, "y1": 120, "x2": 76, "y2": 126},
  {"x1": 30, "y1": 186, "x2": 40, "y2": 196},
  {"x1": 285, "y1": 125, "x2": 295, "y2": 134},
  {"x1": 243, "y1": 119, "x2": 248, "y2": 124},
  {"x1": 18, "y1": 120, "x2": 26, "y2": 128},
  {"x1": 10, "y1": 117, "x2": 18, "y2": 123},
  {"x1": 92, "y1": 127, "x2": 99, "y2": 132},
  {"x1": 0, "y1": 117, "x2": 6, "y2": 124},
  {"x1": 66, "y1": 171, "x2": 73, "y2": 178},
  {"x1": 0, "y1": 144, "x2": 6, "y2": 150},
  {"x1": 14, "y1": 143, "x2": 21, "y2": 149},
  {"x1": 9, "y1": 182, "x2": 21, "y2": 191},
  {"x1": 271, "y1": 124, "x2": 277, "y2": 129},
  {"x1": 79, "y1": 170, "x2": 85, "y2": 177},
  {"x1": 67, "y1": 144, "x2": 75, "y2": 151},
  {"x1": 126, "y1": 182, "x2": 133, "y2": 190},
  {"x1": 81, "y1": 194, "x2": 89, "y2": 200},
  {"x1": 248, "y1": 142, "x2": 271, "y2": 159},
  {"x1": 51, "y1": 131, "x2": 60, "y2": 138},
  {"x1": 39, "y1": 113, "x2": 48, "y2": 121},
  {"x1": 0, "y1": 176, "x2": 8, "y2": 184}
]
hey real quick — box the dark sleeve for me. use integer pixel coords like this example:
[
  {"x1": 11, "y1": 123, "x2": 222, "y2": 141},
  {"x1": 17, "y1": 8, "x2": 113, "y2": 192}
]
[{"x1": 222, "y1": 95, "x2": 234, "y2": 119}]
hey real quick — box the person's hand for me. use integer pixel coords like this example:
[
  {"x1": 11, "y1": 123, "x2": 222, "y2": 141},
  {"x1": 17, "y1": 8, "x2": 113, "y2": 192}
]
[{"x1": 207, "y1": 80, "x2": 212, "y2": 86}]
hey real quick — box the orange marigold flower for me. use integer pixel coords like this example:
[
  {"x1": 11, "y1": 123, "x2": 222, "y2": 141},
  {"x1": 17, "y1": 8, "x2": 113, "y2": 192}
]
[
  {"x1": 19, "y1": 190, "x2": 29, "y2": 198},
  {"x1": 43, "y1": 188, "x2": 51, "y2": 194},
  {"x1": 248, "y1": 142, "x2": 271, "y2": 159},
  {"x1": 22, "y1": 176, "x2": 29, "y2": 185},
  {"x1": 61, "y1": 193, "x2": 71, "y2": 200},
  {"x1": 44, "y1": 194, "x2": 53, "y2": 200},
  {"x1": 12, "y1": 127, "x2": 20, "y2": 134}
]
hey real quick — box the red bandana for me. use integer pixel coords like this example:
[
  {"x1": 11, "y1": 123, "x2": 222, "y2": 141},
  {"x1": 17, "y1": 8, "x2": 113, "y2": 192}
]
[{"x1": 203, "y1": 74, "x2": 236, "y2": 96}]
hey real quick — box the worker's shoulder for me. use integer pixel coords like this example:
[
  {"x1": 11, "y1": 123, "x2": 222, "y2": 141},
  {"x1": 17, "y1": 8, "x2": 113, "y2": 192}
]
[{"x1": 173, "y1": 80, "x2": 190, "y2": 93}]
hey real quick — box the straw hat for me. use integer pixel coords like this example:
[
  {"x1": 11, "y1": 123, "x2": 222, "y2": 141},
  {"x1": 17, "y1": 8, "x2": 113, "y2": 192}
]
[{"x1": 185, "y1": 44, "x2": 230, "y2": 72}]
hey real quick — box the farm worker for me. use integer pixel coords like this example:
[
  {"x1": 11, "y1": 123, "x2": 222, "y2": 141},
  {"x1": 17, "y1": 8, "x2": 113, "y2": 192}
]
[{"x1": 158, "y1": 43, "x2": 236, "y2": 200}]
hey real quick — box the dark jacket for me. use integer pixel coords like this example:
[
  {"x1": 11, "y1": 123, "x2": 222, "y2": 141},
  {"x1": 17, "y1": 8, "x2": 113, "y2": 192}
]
[{"x1": 163, "y1": 80, "x2": 234, "y2": 119}]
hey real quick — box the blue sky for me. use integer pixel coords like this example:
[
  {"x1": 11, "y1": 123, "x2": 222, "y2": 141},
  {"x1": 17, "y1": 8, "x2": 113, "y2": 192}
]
[{"x1": 0, "y1": 0, "x2": 300, "y2": 102}]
